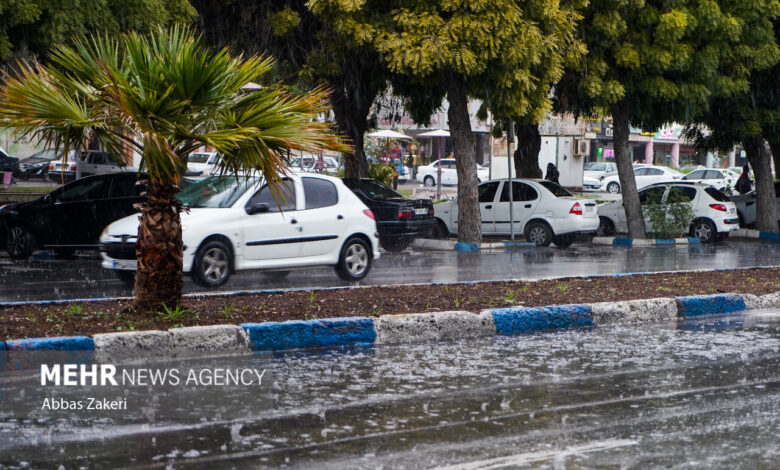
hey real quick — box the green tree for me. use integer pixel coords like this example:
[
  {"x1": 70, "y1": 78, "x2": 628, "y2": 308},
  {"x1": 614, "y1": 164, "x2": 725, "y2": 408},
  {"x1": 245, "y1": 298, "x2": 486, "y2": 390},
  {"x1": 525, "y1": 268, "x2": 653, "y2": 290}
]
[
  {"x1": 191, "y1": 0, "x2": 388, "y2": 177},
  {"x1": 0, "y1": 0, "x2": 195, "y2": 63},
  {"x1": 0, "y1": 27, "x2": 345, "y2": 311},
  {"x1": 310, "y1": 0, "x2": 586, "y2": 243},
  {"x1": 555, "y1": 0, "x2": 780, "y2": 238}
]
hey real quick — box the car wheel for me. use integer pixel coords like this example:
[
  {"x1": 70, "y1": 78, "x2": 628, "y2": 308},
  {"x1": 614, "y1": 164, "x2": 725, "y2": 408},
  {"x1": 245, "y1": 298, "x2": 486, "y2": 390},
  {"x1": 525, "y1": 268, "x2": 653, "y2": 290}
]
[
  {"x1": 552, "y1": 234, "x2": 574, "y2": 248},
  {"x1": 6, "y1": 224, "x2": 35, "y2": 259},
  {"x1": 192, "y1": 240, "x2": 232, "y2": 287},
  {"x1": 424, "y1": 176, "x2": 435, "y2": 187},
  {"x1": 607, "y1": 182, "x2": 621, "y2": 194},
  {"x1": 380, "y1": 238, "x2": 410, "y2": 252},
  {"x1": 431, "y1": 219, "x2": 450, "y2": 239},
  {"x1": 596, "y1": 216, "x2": 616, "y2": 236},
  {"x1": 690, "y1": 218, "x2": 717, "y2": 243},
  {"x1": 335, "y1": 237, "x2": 371, "y2": 281},
  {"x1": 115, "y1": 270, "x2": 136, "y2": 286},
  {"x1": 524, "y1": 221, "x2": 552, "y2": 247}
]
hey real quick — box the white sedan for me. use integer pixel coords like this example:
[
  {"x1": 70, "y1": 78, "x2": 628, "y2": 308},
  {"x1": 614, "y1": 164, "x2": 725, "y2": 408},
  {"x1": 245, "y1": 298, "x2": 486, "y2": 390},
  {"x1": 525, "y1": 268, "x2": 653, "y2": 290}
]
[
  {"x1": 433, "y1": 179, "x2": 599, "y2": 247},
  {"x1": 416, "y1": 158, "x2": 490, "y2": 187},
  {"x1": 600, "y1": 165, "x2": 683, "y2": 194},
  {"x1": 730, "y1": 180, "x2": 780, "y2": 227},
  {"x1": 597, "y1": 182, "x2": 740, "y2": 242},
  {"x1": 99, "y1": 173, "x2": 380, "y2": 287},
  {"x1": 680, "y1": 168, "x2": 739, "y2": 193}
]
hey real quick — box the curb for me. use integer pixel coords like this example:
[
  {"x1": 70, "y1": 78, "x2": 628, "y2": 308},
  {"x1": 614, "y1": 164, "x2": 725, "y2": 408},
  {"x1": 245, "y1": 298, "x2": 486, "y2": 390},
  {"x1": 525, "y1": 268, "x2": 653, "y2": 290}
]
[
  {"x1": 413, "y1": 238, "x2": 537, "y2": 252},
  {"x1": 593, "y1": 236, "x2": 700, "y2": 246},
  {"x1": 4, "y1": 290, "x2": 780, "y2": 368},
  {"x1": 729, "y1": 228, "x2": 780, "y2": 243}
]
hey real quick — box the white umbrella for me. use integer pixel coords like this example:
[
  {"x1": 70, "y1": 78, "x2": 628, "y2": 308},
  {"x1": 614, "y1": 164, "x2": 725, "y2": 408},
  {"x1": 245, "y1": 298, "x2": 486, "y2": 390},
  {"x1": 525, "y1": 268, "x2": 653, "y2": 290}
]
[
  {"x1": 417, "y1": 128, "x2": 450, "y2": 138},
  {"x1": 366, "y1": 129, "x2": 412, "y2": 140}
]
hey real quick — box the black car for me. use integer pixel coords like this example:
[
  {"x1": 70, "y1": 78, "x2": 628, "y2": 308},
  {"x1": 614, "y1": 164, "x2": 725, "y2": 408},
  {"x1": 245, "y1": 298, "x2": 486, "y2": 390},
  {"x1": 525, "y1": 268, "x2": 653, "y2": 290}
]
[
  {"x1": 342, "y1": 178, "x2": 435, "y2": 251},
  {"x1": 16, "y1": 149, "x2": 61, "y2": 180},
  {"x1": 0, "y1": 173, "x2": 145, "y2": 259},
  {"x1": 0, "y1": 147, "x2": 20, "y2": 175}
]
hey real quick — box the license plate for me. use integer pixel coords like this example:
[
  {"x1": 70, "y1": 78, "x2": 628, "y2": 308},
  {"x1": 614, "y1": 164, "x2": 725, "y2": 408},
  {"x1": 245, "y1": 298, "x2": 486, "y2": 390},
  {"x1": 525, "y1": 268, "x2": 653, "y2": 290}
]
[
  {"x1": 111, "y1": 259, "x2": 137, "y2": 270},
  {"x1": 414, "y1": 208, "x2": 427, "y2": 215}
]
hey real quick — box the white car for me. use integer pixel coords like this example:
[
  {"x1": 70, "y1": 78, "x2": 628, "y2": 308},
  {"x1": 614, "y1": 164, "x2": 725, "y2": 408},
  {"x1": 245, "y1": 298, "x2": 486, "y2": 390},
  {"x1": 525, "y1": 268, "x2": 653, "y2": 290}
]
[
  {"x1": 583, "y1": 161, "x2": 617, "y2": 180},
  {"x1": 680, "y1": 168, "x2": 739, "y2": 193},
  {"x1": 47, "y1": 150, "x2": 131, "y2": 180},
  {"x1": 730, "y1": 180, "x2": 780, "y2": 227},
  {"x1": 187, "y1": 152, "x2": 220, "y2": 175},
  {"x1": 433, "y1": 179, "x2": 599, "y2": 247},
  {"x1": 597, "y1": 182, "x2": 740, "y2": 242},
  {"x1": 100, "y1": 173, "x2": 380, "y2": 286},
  {"x1": 600, "y1": 165, "x2": 683, "y2": 194},
  {"x1": 416, "y1": 158, "x2": 490, "y2": 187},
  {"x1": 289, "y1": 155, "x2": 340, "y2": 173}
]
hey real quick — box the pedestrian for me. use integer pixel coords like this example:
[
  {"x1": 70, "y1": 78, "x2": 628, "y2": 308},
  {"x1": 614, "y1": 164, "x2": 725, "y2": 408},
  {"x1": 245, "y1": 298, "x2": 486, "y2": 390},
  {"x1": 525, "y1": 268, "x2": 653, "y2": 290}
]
[
  {"x1": 545, "y1": 162, "x2": 560, "y2": 185},
  {"x1": 735, "y1": 164, "x2": 752, "y2": 194}
]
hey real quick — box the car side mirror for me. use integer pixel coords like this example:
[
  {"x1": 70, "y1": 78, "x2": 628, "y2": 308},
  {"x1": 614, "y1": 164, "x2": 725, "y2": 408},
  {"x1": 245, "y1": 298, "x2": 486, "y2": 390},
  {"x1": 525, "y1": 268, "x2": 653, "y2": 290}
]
[
  {"x1": 43, "y1": 194, "x2": 52, "y2": 203},
  {"x1": 246, "y1": 202, "x2": 270, "y2": 215}
]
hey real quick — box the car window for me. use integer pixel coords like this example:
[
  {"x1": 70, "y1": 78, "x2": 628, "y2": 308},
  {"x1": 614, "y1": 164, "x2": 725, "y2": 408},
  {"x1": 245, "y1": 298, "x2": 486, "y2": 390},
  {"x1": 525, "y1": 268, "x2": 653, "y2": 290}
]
[
  {"x1": 634, "y1": 168, "x2": 648, "y2": 176},
  {"x1": 684, "y1": 170, "x2": 705, "y2": 179},
  {"x1": 478, "y1": 181, "x2": 500, "y2": 203},
  {"x1": 775, "y1": 181, "x2": 780, "y2": 197},
  {"x1": 55, "y1": 177, "x2": 109, "y2": 203},
  {"x1": 584, "y1": 163, "x2": 606, "y2": 171},
  {"x1": 704, "y1": 170, "x2": 723, "y2": 179},
  {"x1": 188, "y1": 153, "x2": 212, "y2": 164},
  {"x1": 246, "y1": 179, "x2": 296, "y2": 212},
  {"x1": 302, "y1": 177, "x2": 338, "y2": 209},
  {"x1": 668, "y1": 186, "x2": 697, "y2": 202},
  {"x1": 646, "y1": 168, "x2": 664, "y2": 176},
  {"x1": 348, "y1": 179, "x2": 401, "y2": 199},
  {"x1": 178, "y1": 176, "x2": 258, "y2": 208},
  {"x1": 89, "y1": 152, "x2": 113, "y2": 165},
  {"x1": 704, "y1": 187, "x2": 730, "y2": 202},
  {"x1": 638, "y1": 186, "x2": 666, "y2": 205},
  {"x1": 443, "y1": 161, "x2": 456, "y2": 169},
  {"x1": 538, "y1": 180, "x2": 573, "y2": 197},
  {"x1": 109, "y1": 176, "x2": 144, "y2": 198},
  {"x1": 500, "y1": 182, "x2": 538, "y2": 202}
]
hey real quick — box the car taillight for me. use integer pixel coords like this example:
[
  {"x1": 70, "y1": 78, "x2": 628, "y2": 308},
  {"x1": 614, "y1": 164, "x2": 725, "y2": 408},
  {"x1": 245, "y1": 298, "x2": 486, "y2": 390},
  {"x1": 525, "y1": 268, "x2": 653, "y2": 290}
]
[
  {"x1": 363, "y1": 209, "x2": 375, "y2": 220},
  {"x1": 398, "y1": 208, "x2": 413, "y2": 219},
  {"x1": 70, "y1": 164, "x2": 77, "y2": 171},
  {"x1": 710, "y1": 203, "x2": 727, "y2": 212},
  {"x1": 569, "y1": 202, "x2": 583, "y2": 215},
  {"x1": 48, "y1": 164, "x2": 54, "y2": 170},
  {"x1": 428, "y1": 207, "x2": 434, "y2": 216}
]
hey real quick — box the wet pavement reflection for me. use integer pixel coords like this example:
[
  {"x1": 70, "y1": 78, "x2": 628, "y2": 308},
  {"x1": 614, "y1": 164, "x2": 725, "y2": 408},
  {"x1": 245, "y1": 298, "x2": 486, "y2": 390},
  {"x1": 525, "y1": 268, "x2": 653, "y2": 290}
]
[
  {"x1": 1, "y1": 311, "x2": 778, "y2": 468},
  {"x1": 0, "y1": 240, "x2": 779, "y2": 302}
]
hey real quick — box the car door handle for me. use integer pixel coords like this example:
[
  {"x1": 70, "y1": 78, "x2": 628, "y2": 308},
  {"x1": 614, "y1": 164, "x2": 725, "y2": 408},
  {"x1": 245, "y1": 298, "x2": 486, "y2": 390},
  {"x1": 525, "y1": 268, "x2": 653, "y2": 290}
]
[
  {"x1": 484, "y1": 205, "x2": 492, "y2": 209},
  {"x1": 337, "y1": 215, "x2": 344, "y2": 220},
  {"x1": 524, "y1": 204, "x2": 532, "y2": 208},
  {"x1": 290, "y1": 218, "x2": 298, "y2": 224}
]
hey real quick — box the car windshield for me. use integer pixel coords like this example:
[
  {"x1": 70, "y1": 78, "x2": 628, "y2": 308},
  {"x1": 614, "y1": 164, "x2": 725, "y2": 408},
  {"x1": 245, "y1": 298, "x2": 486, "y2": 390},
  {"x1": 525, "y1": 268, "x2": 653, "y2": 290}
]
[
  {"x1": 584, "y1": 162, "x2": 605, "y2": 171},
  {"x1": 704, "y1": 187, "x2": 730, "y2": 202},
  {"x1": 350, "y1": 179, "x2": 401, "y2": 199},
  {"x1": 538, "y1": 180, "x2": 573, "y2": 197},
  {"x1": 177, "y1": 176, "x2": 259, "y2": 208}
]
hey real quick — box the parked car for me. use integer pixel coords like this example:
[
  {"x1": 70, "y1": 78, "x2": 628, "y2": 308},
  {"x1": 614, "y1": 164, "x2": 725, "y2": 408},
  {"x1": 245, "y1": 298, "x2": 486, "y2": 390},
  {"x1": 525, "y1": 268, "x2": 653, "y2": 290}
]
[
  {"x1": 16, "y1": 149, "x2": 61, "y2": 180},
  {"x1": 0, "y1": 173, "x2": 146, "y2": 259},
  {"x1": 599, "y1": 165, "x2": 683, "y2": 194},
  {"x1": 0, "y1": 147, "x2": 20, "y2": 175},
  {"x1": 597, "y1": 182, "x2": 739, "y2": 243},
  {"x1": 47, "y1": 150, "x2": 131, "y2": 181},
  {"x1": 680, "y1": 168, "x2": 739, "y2": 193},
  {"x1": 187, "y1": 152, "x2": 220, "y2": 176},
  {"x1": 730, "y1": 180, "x2": 780, "y2": 227},
  {"x1": 415, "y1": 158, "x2": 490, "y2": 187},
  {"x1": 342, "y1": 178, "x2": 435, "y2": 251},
  {"x1": 433, "y1": 179, "x2": 599, "y2": 247},
  {"x1": 582, "y1": 175, "x2": 603, "y2": 191},
  {"x1": 583, "y1": 161, "x2": 617, "y2": 180},
  {"x1": 100, "y1": 173, "x2": 380, "y2": 286},
  {"x1": 289, "y1": 155, "x2": 340, "y2": 174}
]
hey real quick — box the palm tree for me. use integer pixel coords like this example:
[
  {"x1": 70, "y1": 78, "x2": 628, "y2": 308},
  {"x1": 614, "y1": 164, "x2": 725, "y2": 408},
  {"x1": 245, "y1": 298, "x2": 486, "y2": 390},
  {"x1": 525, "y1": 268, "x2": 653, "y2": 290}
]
[{"x1": 0, "y1": 27, "x2": 346, "y2": 311}]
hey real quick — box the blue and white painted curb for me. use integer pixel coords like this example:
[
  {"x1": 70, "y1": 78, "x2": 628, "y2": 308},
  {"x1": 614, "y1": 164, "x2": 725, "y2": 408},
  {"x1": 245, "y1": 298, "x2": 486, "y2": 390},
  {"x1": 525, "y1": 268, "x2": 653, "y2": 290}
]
[
  {"x1": 4, "y1": 291, "x2": 780, "y2": 367},
  {"x1": 413, "y1": 238, "x2": 536, "y2": 252},
  {"x1": 729, "y1": 228, "x2": 780, "y2": 243},
  {"x1": 592, "y1": 236, "x2": 700, "y2": 246}
]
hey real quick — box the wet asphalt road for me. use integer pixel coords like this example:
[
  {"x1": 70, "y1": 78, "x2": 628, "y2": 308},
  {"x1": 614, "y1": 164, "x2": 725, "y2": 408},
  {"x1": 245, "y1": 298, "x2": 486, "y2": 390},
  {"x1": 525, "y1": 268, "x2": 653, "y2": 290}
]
[
  {"x1": 1, "y1": 239, "x2": 780, "y2": 302},
  {"x1": 1, "y1": 310, "x2": 778, "y2": 468}
]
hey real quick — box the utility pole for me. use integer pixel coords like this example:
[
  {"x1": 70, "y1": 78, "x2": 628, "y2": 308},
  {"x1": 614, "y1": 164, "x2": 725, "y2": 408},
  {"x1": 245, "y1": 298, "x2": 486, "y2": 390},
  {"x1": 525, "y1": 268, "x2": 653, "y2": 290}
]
[{"x1": 507, "y1": 122, "x2": 515, "y2": 240}]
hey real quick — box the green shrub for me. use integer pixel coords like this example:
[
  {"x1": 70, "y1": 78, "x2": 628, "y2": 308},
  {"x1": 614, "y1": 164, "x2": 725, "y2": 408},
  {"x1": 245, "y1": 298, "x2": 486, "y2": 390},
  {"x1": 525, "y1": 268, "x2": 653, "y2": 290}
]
[{"x1": 643, "y1": 190, "x2": 695, "y2": 238}]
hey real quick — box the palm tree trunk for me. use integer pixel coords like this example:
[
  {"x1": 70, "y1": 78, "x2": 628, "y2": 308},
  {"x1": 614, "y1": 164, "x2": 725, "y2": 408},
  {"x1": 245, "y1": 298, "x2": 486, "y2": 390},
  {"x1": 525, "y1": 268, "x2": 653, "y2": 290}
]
[
  {"x1": 134, "y1": 179, "x2": 184, "y2": 312},
  {"x1": 446, "y1": 71, "x2": 481, "y2": 243},
  {"x1": 611, "y1": 100, "x2": 646, "y2": 238},
  {"x1": 513, "y1": 122, "x2": 543, "y2": 178}
]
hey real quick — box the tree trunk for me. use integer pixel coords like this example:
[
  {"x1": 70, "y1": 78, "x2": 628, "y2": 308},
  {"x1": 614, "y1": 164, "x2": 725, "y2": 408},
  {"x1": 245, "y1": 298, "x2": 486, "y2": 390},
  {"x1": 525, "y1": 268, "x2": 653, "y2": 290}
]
[
  {"x1": 513, "y1": 122, "x2": 543, "y2": 178},
  {"x1": 611, "y1": 101, "x2": 646, "y2": 238},
  {"x1": 446, "y1": 72, "x2": 481, "y2": 243},
  {"x1": 134, "y1": 179, "x2": 184, "y2": 312},
  {"x1": 743, "y1": 137, "x2": 778, "y2": 233},
  {"x1": 331, "y1": 93, "x2": 369, "y2": 178},
  {"x1": 768, "y1": 138, "x2": 780, "y2": 181}
]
